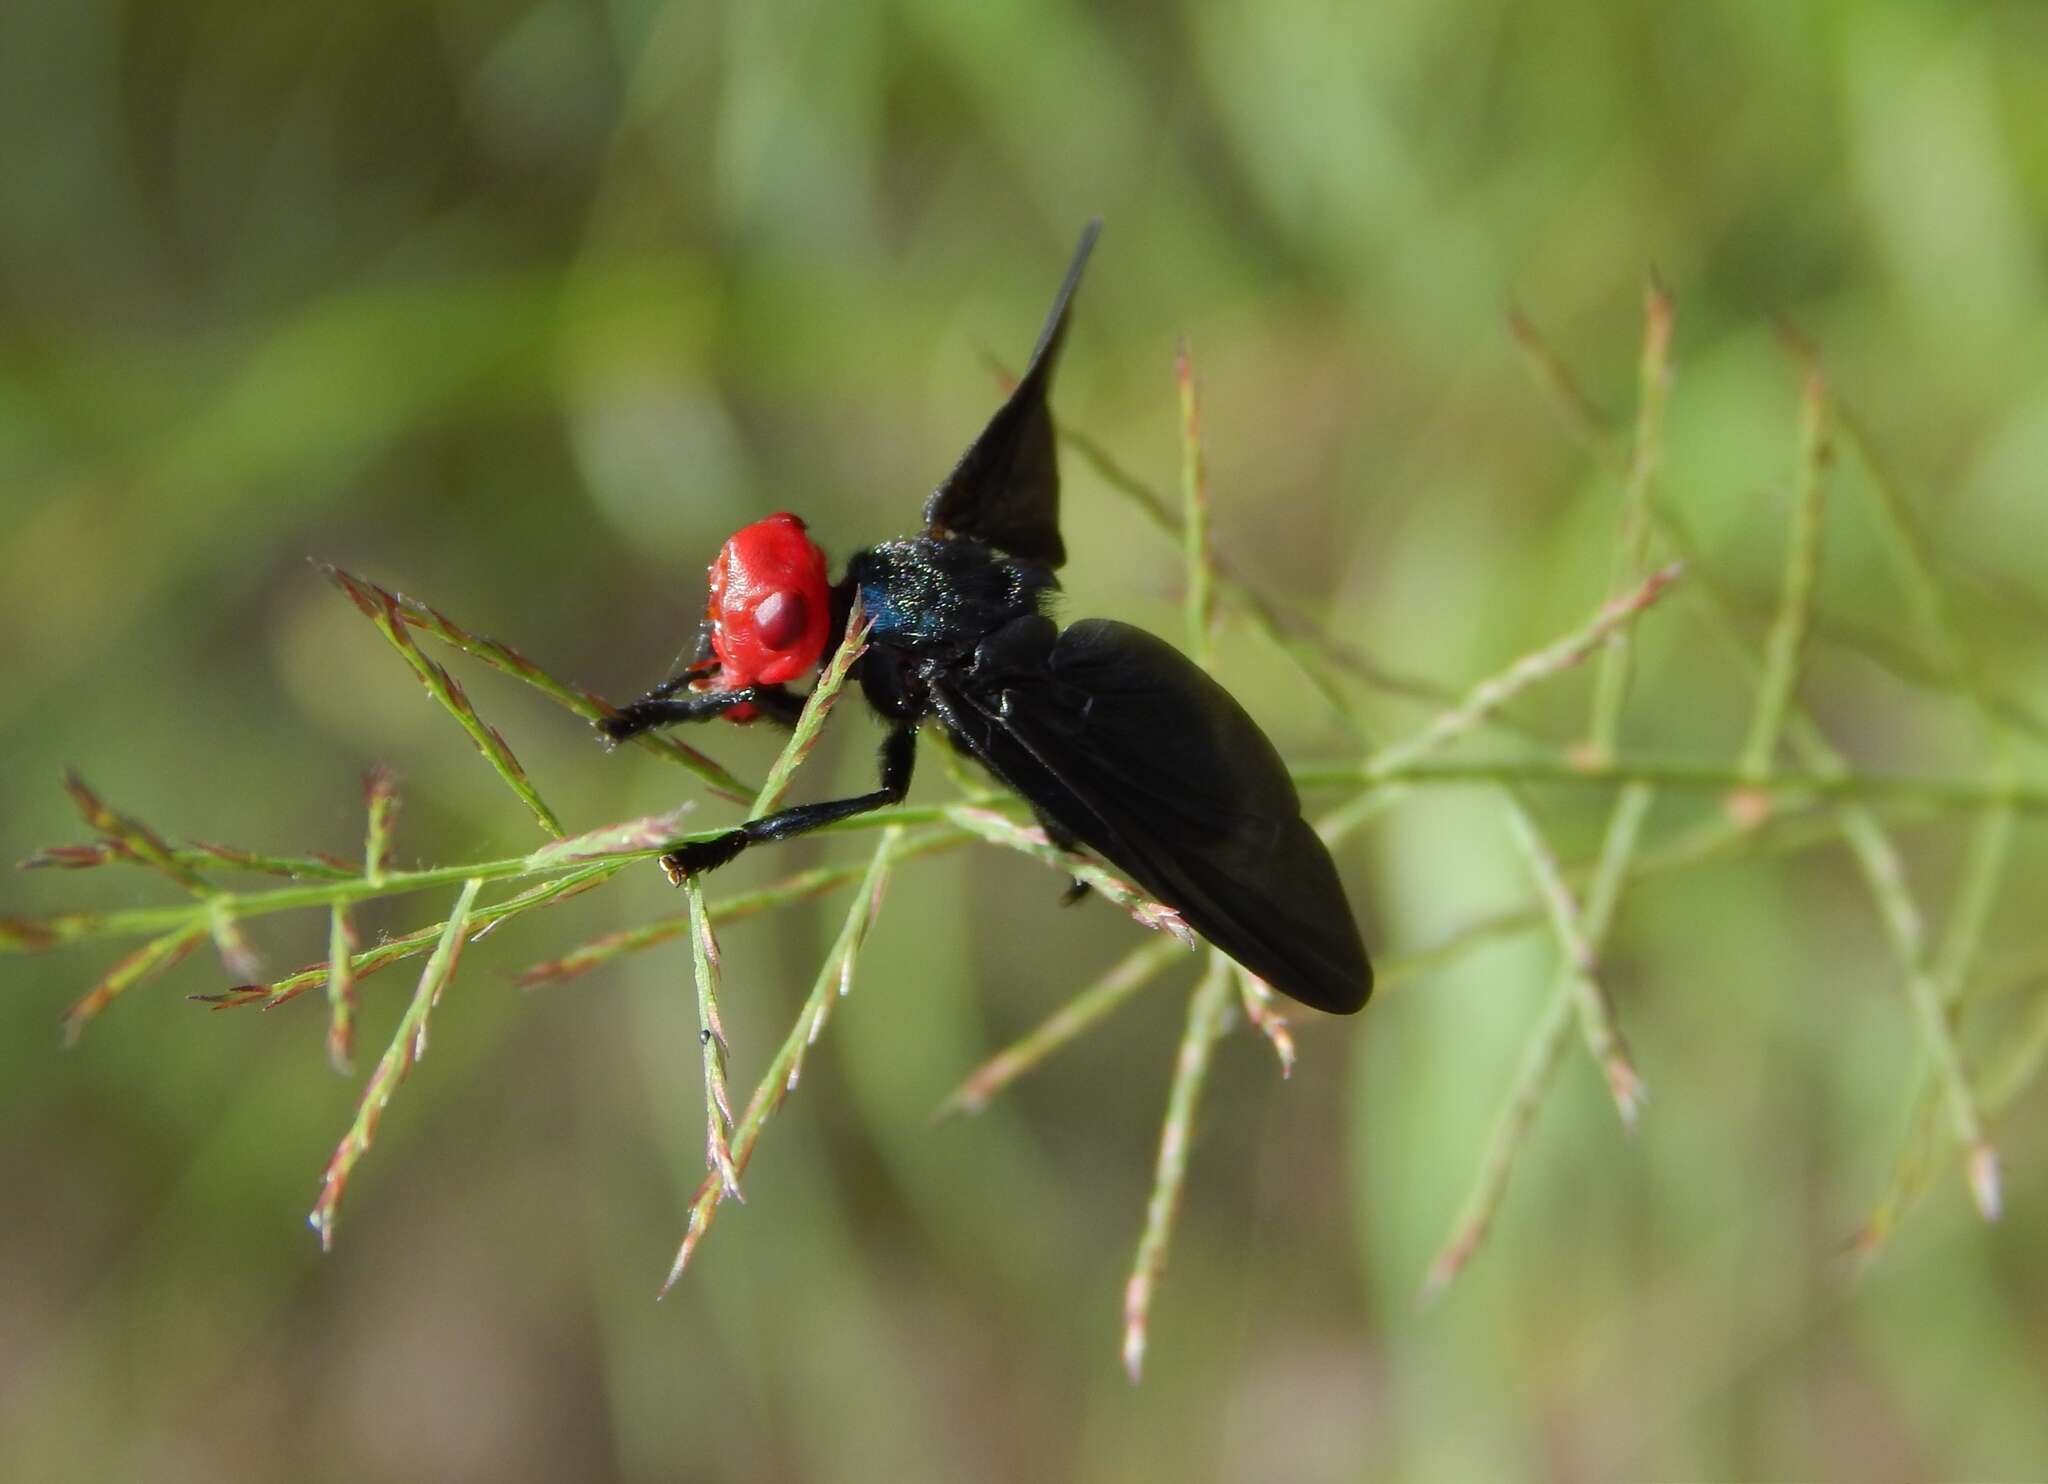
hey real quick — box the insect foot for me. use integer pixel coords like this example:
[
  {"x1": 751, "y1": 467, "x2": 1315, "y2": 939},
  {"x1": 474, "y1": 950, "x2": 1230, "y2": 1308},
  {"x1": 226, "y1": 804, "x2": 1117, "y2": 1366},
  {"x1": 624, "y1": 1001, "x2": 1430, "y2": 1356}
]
[{"x1": 660, "y1": 832, "x2": 748, "y2": 883}]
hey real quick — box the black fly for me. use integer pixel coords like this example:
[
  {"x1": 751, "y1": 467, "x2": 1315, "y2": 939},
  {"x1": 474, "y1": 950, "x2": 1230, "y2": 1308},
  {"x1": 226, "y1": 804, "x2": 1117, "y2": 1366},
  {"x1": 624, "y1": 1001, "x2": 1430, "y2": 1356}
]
[{"x1": 599, "y1": 222, "x2": 1372, "y2": 1014}]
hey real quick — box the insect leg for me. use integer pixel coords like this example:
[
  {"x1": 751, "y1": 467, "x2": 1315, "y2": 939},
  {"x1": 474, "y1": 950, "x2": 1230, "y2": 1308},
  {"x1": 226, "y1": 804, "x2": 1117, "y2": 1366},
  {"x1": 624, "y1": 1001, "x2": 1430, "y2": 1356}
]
[
  {"x1": 597, "y1": 688, "x2": 770, "y2": 743},
  {"x1": 747, "y1": 685, "x2": 807, "y2": 725},
  {"x1": 1032, "y1": 808, "x2": 1093, "y2": 905},
  {"x1": 661, "y1": 723, "x2": 918, "y2": 878},
  {"x1": 638, "y1": 633, "x2": 722, "y2": 702}
]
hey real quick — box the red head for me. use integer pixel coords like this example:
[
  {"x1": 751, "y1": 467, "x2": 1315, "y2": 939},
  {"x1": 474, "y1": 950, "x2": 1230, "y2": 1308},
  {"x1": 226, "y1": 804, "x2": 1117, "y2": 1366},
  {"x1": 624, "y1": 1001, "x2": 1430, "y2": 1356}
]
[{"x1": 702, "y1": 513, "x2": 831, "y2": 717}]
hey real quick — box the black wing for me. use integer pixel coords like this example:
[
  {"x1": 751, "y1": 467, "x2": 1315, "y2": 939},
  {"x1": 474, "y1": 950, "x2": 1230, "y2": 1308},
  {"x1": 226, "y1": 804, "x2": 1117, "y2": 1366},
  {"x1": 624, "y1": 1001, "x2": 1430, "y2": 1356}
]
[
  {"x1": 921, "y1": 219, "x2": 1101, "y2": 570},
  {"x1": 939, "y1": 618, "x2": 1371, "y2": 1014}
]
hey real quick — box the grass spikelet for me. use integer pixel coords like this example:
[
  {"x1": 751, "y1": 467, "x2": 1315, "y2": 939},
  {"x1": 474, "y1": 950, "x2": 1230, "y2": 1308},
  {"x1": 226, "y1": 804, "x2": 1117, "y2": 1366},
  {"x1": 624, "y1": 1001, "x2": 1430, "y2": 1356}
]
[
  {"x1": 659, "y1": 830, "x2": 902, "y2": 1293},
  {"x1": 326, "y1": 565, "x2": 754, "y2": 803},
  {"x1": 1123, "y1": 951, "x2": 1233, "y2": 1383},
  {"x1": 61, "y1": 925, "x2": 209, "y2": 1043},
  {"x1": 328, "y1": 575, "x2": 565, "y2": 837},
  {"x1": 309, "y1": 877, "x2": 482, "y2": 1252}
]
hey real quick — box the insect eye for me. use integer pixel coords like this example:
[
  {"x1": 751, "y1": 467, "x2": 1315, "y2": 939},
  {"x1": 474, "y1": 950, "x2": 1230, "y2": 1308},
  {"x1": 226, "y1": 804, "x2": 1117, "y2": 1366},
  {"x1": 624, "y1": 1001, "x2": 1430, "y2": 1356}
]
[{"x1": 750, "y1": 588, "x2": 809, "y2": 652}]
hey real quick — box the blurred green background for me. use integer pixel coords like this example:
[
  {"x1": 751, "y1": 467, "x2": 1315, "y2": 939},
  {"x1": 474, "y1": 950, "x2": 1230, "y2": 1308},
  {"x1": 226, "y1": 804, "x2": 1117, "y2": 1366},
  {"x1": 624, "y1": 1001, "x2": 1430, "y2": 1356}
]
[{"x1": 6, "y1": 1, "x2": 2048, "y2": 1479}]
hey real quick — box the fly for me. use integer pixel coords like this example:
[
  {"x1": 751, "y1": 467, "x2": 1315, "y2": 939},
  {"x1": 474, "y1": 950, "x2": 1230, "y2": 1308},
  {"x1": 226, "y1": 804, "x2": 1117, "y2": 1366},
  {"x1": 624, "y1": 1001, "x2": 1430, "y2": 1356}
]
[{"x1": 598, "y1": 222, "x2": 1372, "y2": 1014}]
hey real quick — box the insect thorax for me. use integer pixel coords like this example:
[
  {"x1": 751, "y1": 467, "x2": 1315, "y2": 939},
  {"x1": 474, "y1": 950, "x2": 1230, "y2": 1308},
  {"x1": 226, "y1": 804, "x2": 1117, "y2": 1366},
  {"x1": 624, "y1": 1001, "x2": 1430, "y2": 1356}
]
[{"x1": 845, "y1": 537, "x2": 1055, "y2": 656}]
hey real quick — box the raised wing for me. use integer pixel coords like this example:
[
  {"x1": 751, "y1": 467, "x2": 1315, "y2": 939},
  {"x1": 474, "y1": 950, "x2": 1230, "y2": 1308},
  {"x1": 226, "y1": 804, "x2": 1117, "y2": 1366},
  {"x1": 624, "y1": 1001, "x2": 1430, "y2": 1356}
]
[
  {"x1": 941, "y1": 618, "x2": 1371, "y2": 1014},
  {"x1": 921, "y1": 220, "x2": 1101, "y2": 570}
]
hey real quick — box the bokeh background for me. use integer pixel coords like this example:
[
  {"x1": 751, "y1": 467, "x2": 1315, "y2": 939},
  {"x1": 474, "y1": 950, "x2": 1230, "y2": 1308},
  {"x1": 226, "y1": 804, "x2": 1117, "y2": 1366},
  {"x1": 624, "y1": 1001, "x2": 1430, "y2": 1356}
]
[{"x1": 6, "y1": 2, "x2": 2048, "y2": 1480}]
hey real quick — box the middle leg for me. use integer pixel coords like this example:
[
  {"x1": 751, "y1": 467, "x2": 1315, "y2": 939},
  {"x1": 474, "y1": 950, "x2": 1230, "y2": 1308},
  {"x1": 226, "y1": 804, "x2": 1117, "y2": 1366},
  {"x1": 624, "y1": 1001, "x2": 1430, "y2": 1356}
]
[{"x1": 660, "y1": 722, "x2": 919, "y2": 879}]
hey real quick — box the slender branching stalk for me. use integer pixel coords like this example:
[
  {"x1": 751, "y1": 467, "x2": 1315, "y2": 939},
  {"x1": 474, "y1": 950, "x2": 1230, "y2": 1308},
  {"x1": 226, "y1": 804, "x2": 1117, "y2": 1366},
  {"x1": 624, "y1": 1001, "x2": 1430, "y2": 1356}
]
[
  {"x1": 1584, "y1": 276, "x2": 1673, "y2": 764},
  {"x1": 669, "y1": 608, "x2": 877, "y2": 1210},
  {"x1": 1178, "y1": 342, "x2": 1216, "y2": 669},
  {"x1": 9, "y1": 299, "x2": 2045, "y2": 1375},
  {"x1": 1500, "y1": 799, "x2": 1645, "y2": 1126},
  {"x1": 1123, "y1": 951, "x2": 1234, "y2": 1382},
  {"x1": 1115, "y1": 345, "x2": 1236, "y2": 1380},
  {"x1": 310, "y1": 876, "x2": 482, "y2": 1249},
  {"x1": 1426, "y1": 285, "x2": 1672, "y2": 1288},
  {"x1": 1236, "y1": 968, "x2": 1297, "y2": 1078},
  {"x1": 1426, "y1": 780, "x2": 1654, "y2": 1296},
  {"x1": 935, "y1": 936, "x2": 1186, "y2": 1118},
  {"x1": 514, "y1": 826, "x2": 972, "y2": 990},
  {"x1": 1384, "y1": 295, "x2": 1668, "y2": 1175},
  {"x1": 326, "y1": 566, "x2": 753, "y2": 803},
  {"x1": 660, "y1": 828, "x2": 904, "y2": 1292},
  {"x1": 327, "y1": 571, "x2": 567, "y2": 837},
  {"x1": 685, "y1": 878, "x2": 741, "y2": 1199},
  {"x1": 1737, "y1": 351, "x2": 1832, "y2": 786},
  {"x1": 324, "y1": 904, "x2": 357, "y2": 1074},
  {"x1": 943, "y1": 806, "x2": 1194, "y2": 945},
  {"x1": 1514, "y1": 308, "x2": 2020, "y2": 1241}
]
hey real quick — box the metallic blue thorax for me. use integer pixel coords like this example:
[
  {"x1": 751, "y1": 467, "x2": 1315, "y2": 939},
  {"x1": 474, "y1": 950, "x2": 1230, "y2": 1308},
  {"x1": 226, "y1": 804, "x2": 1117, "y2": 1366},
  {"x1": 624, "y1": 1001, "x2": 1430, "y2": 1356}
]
[{"x1": 845, "y1": 536, "x2": 1056, "y2": 658}]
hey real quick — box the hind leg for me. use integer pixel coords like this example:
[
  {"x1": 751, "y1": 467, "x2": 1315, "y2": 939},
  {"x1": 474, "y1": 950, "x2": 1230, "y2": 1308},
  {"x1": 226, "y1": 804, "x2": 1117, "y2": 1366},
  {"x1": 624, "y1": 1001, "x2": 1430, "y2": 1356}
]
[{"x1": 1032, "y1": 809, "x2": 1092, "y2": 905}]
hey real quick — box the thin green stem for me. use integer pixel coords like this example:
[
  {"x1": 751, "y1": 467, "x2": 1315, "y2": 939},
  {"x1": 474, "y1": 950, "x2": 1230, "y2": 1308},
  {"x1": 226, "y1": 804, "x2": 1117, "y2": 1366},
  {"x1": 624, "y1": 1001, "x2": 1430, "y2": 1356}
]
[
  {"x1": 2, "y1": 803, "x2": 1003, "y2": 956},
  {"x1": 211, "y1": 860, "x2": 626, "y2": 1009},
  {"x1": 1063, "y1": 425, "x2": 1405, "y2": 733},
  {"x1": 60, "y1": 773, "x2": 211, "y2": 892},
  {"x1": 749, "y1": 608, "x2": 874, "y2": 821},
  {"x1": 1122, "y1": 950, "x2": 1233, "y2": 1383},
  {"x1": 1423, "y1": 781, "x2": 1655, "y2": 1294},
  {"x1": 1856, "y1": 983, "x2": 2048, "y2": 1260},
  {"x1": 1502, "y1": 795, "x2": 1645, "y2": 1126},
  {"x1": 685, "y1": 879, "x2": 741, "y2": 1199},
  {"x1": 309, "y1": 877, "x2": 482, "y2": 1251},
  {"x1": 1586, "y1": 277, "x2": 1672, "y2": 761},
  {"x1": 59, "y1": 773, "x2": 260, "y2": 980},
  {"x1": 1449, "y1": 285, "x2": 1669, "y2": 1268},
  {"x1": 364, "y1": 766, "x2": 399, "y2": 886},
  {"x1": 1507, "y1": 303, "x2": 1616, "y2": 458},
  {"x1": 1835, "y1": 402, "x2": 2019, "y2": 1228},
  {"x1": 1361, "y1": 565, "x2": 1684, "y2": 784},
  {"x1": 1738, "y1": 360, "x2": 1830, "y2": 781},
  {"x1": 16, "y1": 839, "x2": 356, "y2": 880},
  {"x1": 1835, "y1": 409, "x2": 1983, "y2": 716},
  {"x1": 652, "y1": 602, "x2": 887, "y2": 1213},
  {"x1": 1501, "y1": 307, "x2": 2031, "y2": 1248},
  {"x1": 60, "y1": 925, "x2": 209, "y2": 1042},
  {"x1": 330, "y1": 565, "x2": 755, "y2": 803},
  {"x1": 15, "y1": 750, "x2": 2042, "y2": 964},
  {"x1": 1235, "y1": 967, "x2": 1297, "y2": 1078},
  {"x1": 935, "y1": 935, "x2": 1187, "y2": 1118},
  {"x1": 1313, "y1": 563, "x2": 1682, "y2": 849},
  {"x1": 1934, "y1": 806, "x2": 2016, "y2": 1003},
  {"x1": 660, "y1": 828, "x2": 902, "y2": 1292},
  {"x1": 943, "y1": 806, "x2": 1196, "y2": 946},
  {"x1": 1423, "y1": 985, "x2": 1576, "y2": 1298},
  {"x1": 515, "y1": 827, "x2": 972, "y2": 990},
  {"x1": 1835, "y1": 802, "x2": 2000, "y2": 1219},
  {"x1": 1178, "y1": 343, "x2": 1215, "y2": 670},
  {"x1": 1298, "y1": 755, "x2": 2048, "y2": 813},
  {"x1": 1660, "y1": 501, "x2": 2003, "y2": 1222},
  {"x1": 329, "y1": 571, "x2": 565, "y2": 837},
  {"x1": 942, "y1": 787, "x2": 1872, "y2": 1118},
  {"x1": 324, "y1": 905, "x2": 357, "y2": 1074}
]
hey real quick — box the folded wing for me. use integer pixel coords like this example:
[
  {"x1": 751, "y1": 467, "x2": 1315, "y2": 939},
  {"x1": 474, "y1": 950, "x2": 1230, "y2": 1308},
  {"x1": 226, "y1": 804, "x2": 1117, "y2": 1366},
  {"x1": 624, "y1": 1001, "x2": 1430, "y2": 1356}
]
[
  {"x1": 943, "y1": 618, "x2": 1371, "y2": 1014},
  {"x1": 922, "y1": 220, "x2": 1101, "y2": 570}
]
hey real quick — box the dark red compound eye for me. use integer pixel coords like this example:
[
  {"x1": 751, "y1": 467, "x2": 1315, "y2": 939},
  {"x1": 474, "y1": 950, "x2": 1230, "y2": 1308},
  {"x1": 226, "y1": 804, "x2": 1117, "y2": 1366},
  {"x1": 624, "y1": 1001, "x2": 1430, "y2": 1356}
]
[
  {"x1": 749, "y1": 588, "x2": 809, "y2": 652},
  {"x1": 706, "y1": 512, "x2": 831, "y2": 689}
]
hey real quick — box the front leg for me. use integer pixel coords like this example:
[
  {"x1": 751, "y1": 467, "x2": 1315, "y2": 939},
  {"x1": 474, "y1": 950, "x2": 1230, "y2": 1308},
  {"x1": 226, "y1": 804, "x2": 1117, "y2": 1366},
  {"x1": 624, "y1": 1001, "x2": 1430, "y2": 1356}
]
[
  {"x1": 597, "y1": 683, "x2": 805, "y2": 744},
  {"x1": 661, "y1": 723, "x2": 918, "y2": 880}
]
